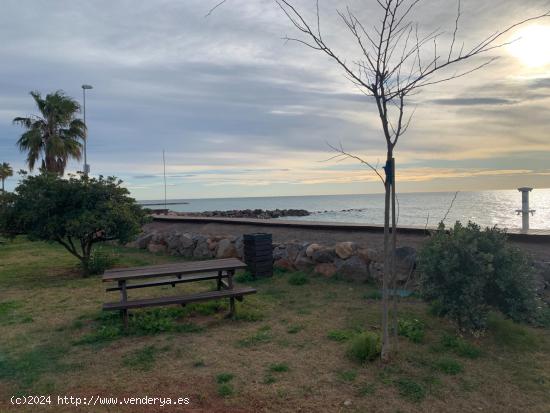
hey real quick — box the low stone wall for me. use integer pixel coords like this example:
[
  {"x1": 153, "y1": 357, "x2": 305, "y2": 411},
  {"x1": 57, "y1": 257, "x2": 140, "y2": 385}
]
[
  {"x1": 129, "y1": 229, "x2": 419, "y2": 286},
  {"x1": 129, "y1": 228, "x2": 550, "y2": 302}
]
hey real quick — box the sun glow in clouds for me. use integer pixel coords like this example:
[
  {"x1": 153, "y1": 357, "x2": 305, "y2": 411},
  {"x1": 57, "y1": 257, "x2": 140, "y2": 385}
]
[{"x1": 508, "y1": 25, "x2": 550, "y2": 68}]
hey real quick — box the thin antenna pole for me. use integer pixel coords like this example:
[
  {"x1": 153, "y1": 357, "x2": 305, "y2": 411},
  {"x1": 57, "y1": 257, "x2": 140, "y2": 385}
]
[{"x1": 162, "y1": 150, "x2": 167, "y2": 210}]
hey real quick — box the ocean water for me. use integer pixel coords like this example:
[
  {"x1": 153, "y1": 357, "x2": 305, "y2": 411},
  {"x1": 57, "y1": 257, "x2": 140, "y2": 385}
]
[{"x1": 141, "y1": 189, "x2": 550, "y2": 230}]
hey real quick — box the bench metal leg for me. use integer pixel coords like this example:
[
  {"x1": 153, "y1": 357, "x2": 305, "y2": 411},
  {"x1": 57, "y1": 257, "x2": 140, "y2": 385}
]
[
  {"x1": 217, "y1": 270, "x2": 223, "y2": 290},
  {"x1": 119, "y1": 280, "x2": 129, "y2": 329}
]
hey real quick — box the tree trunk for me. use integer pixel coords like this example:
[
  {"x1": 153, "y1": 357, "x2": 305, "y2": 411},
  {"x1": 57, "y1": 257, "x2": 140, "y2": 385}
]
[
  {"x1": 381, "y1": 151, "x2": 393, "y2": 362},
  {"x1": 390, "y1": 157, "x2": 399, "y2": 351}
]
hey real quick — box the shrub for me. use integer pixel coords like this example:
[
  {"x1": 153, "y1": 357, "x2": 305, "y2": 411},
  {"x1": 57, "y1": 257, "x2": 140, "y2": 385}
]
[
  {"x1": 0, "y1": 173, "x2": 148, "y2": 276},
  {"x1": 398, "y1": 318, "x2": 425, "y2": 343},
  {"x1": 436, "y1": 334, "x2": 482, "y2": 359},
  {"x1": 418, "y1": 222, "x2": 537, "y2": 332},
  {"x1": 216, "y1": 373, "x2": 234, "y2": 384},
  {"x1": 82, "y1": 247, "x2": 118, "y2": 275},
  {"x1": 217, "y1": 384, "x2": 234, "y2": 397},
  {"x1": 269, "y1": 363, "x2": 289, "y2": 372},
  {"x1": 347, "y1": 332, "x2": 381, "y2": 363}
]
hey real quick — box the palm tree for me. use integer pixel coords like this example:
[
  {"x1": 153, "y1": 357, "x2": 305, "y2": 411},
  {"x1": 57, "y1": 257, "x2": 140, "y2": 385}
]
[
  {"x1": 13, "y1": 91, "x2": 86, "y2": 175},
  {"x1": 0, "y1": 162, "x2": 13, "y2": 192}
]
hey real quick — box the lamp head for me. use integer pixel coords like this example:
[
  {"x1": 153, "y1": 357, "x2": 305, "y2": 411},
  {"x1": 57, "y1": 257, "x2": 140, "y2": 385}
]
[{"x1": 82, "y1": 84, "x2": 93, "y2": 90}]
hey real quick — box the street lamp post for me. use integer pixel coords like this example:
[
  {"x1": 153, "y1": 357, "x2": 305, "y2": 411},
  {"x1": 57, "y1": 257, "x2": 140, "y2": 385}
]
[{"x1": 81, "y1": 84, "x2": 93, "y2": 175}]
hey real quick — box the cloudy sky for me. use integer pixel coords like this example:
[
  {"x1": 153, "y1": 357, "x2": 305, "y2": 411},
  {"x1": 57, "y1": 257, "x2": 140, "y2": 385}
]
[{"x1": 1, "y1": 0, "x2": 549, "y2": 200}]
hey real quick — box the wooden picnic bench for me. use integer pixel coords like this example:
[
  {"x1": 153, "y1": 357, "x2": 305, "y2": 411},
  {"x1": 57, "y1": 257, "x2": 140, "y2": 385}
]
[{"x1": 102, "y1": 258, "x2": 257, "y2": 327}]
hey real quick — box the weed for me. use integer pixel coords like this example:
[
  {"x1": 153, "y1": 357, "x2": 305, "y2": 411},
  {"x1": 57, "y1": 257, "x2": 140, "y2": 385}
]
[
  {"x1": 217, "y1": 383, "x2": 234, "y2": 397},
  {"x1": 216, "y1": 373, "x2": 235, "y2": 384},
  {"x1": 286, "y1": 324, "x2": 303, "y2": 334},
  {"x1": 357, "y1": 383, "x2": 376, "y2": 396},
  {"x1": 269, "y1": 363, "x2": 289, "y2": 372},
  {"x1": 235, "y1": 271, "x2": 256, "y2": 283},
  {"x1": 337, "y1": 370, "x2": 357, "y2": 382},
  {"x1": 398, "y1": 318, "x2": 425, "y2": 343},
  {"x1": 395, "y1": 378, "x2": 426, "y2": 403},
  {"x1": 233, "y1": 306, "x2": 264, "y2": 322},
  {"x1": 75, "y1": 324, "x2": 122, "y2": 345},
  {"x1": 193, "y1": 359, "x2": 205, "y2": 368},
  {"x1": 434, "y1": 357, "x2": 463, "y2": 375},
  {"x1": 263, "y1": 374, "x2": 276, "y2": 384},
  {"x1": 347, "y1": 332, "x2": 381, "y2": 363},
  {"x1": 327, "y1": 330, "x2": 354, "y2": 342},
  {"x1": 288, "y1": 272, "x2": 309, "y2": 286},
  {"x1": 122, "y1": 345, "x2": 159, "y2": 371},
  {"x1": 436, "y1": 334, "x2": 482, "y2": 359},
  {"x1": 237, "y1": 326, "x2": 272, "y2": 347}
]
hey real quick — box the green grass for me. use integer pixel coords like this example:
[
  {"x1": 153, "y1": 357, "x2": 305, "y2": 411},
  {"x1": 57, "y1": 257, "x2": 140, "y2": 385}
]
[
  {"x1": 288, "y1": 272, "x2": 309, "y2": 286},
  {"x1": 217, "y1": 383, "x2": 234, "y2": 397},
  {"x1": 363, "y1": 290, "x2": 382, "y2": 300},
  {"x1": 487, "y1": 312, "x2": 540, "y2": 351},
  {"x1": 216, "y1": 372, "x2": 235, "y2": 384},
  {"x1": 268, "y1": 363, "x2": 290, "y2": 372},
  {"x1": 434, "y1": 357, "x2": 463, "y2": 375},
  {"x1": 395, "y1": 378, "x2": 426, "y2": 403},
  {"x1": 327, "y1": 330, "x2": 354, "y2": 342},
  {"x1": 434, "y1": 334, "x2": 482, "y2": 359},
  {"x1": 236, "y1": 326, "x2": 272, "y2": 347},
  {"x1": 122, "y1": 345, "x2": 160, "y2": 371},
  {"x1": 337, "y1": 370, "x2": 357, "y2": 382},
  {"x1": 286, "y1": 324, "x2": 303, "y2": 334}
]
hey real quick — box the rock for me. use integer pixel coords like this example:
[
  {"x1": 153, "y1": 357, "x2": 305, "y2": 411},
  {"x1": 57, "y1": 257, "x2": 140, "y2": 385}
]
[
  {"x1": 193, "y1": 236, "x2": 213, "y2": 258},
  {"x1": 274, "y1": 258, "x2": 295, "y2": 271},
  {"x1": 285, "y1": 242, "x2": 303, "y2": 262},
  {"x1": 136, "y1": 232, "x2": 155, "y2": 249},
  {"x1": 314, "y1": 263, "x2": 337, "y2": 277},
  {"x1": 305, "y1": 243, "x2": 322, "y2": 258},
  {"x1": 176, "y1": 233, "x2": 195, "y2": 257},
  {"x1": 165, "y1": 232, "x2": 182, "y2": 250},
  {"x1": 312, "y1": 247, "x2": 336, "y2": 263},
  {"x1": 273, "y1": 245, "x2": 288, "y2": 261},
  {"x1": 335, "y1": 256, "x2": 369, "y2": 282},
  {"x1": 148, "y1": 242, "x2": 167, "y2": 254},
  {"x1": 343, "y1": 400, "x2": 352, "y2": 407},
  {"x1": 234, "y1": 235, "x2": 244, "y2": 258},
  {"x1": 216, "y1": 238, "x2": 238, "y2": 258},
  {"x1": 335, "y1": 242, "x2": 357, "y2": 260},
  {"x1": 357, "y1": 248, "x2": 372, "y2": 264},
  {"x1": 294, "y1": 250, "x2": 314, "y2": 271},
  {"x1": 366, "y1": 248, "x2": 383, "y2": 263}
]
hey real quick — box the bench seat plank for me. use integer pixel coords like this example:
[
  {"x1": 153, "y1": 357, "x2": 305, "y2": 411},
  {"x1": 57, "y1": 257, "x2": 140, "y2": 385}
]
[
  {"x1": 103, "y1": 286, "x2": 257, "y2": 311},
  {"x1": 102, "y1": 258, "x2": 247, "y2": 282},
  {"x1": 105, "y1": 272, "x2": 224, "y2": 291}
]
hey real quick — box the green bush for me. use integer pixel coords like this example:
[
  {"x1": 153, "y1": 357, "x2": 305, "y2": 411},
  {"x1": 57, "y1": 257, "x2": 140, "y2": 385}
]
[
  {"x1": 418, "y1": 222, "x2": 537, "y2": 332},
  {"x1": 347, "y1": 332, "x2": 381, "y2": 363},
  {"x1": 82, "y1": 247, "x2": 118, "y2": 275},
  {"x1": 398, "y1": 318, "x2": 425, "y2": 343}
]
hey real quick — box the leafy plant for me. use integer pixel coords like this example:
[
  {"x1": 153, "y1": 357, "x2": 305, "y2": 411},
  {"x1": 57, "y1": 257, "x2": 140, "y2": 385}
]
[
  {"x1": 83, "y1": 247, "x2": 118, "y2": 275},
  {"x1": 347, "y1": 332, "x2": 381, "y2": 363},
  {"x1": 419, "y1": 222, "x2": 537, "y2": 331},
  {"x1": 398, "y1": 318, "x2": 425, "y2": 343},
  {"x1": 216, "y1": 373, "x2": 234, "y2": 384},
  {"x1": 0, "y1": 173, "x2": 148, "y2": 276}
]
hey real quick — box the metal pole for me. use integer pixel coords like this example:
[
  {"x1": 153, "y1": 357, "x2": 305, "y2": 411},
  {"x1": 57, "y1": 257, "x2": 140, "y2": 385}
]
[
  {"x1": 516, "y1": 187, "x2": 535, "y2": 232},
  {"x1": 83, "y1": 87, "x2": 87, "y2": 175},
  {"x1": 163, "y1": 150, "x2": 167, "y2": 210}
]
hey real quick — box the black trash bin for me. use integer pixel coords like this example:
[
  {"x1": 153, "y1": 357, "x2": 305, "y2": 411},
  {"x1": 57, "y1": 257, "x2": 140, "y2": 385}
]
[{"x1": 243, "y1": 233, "x2": 273, "y2": 277}]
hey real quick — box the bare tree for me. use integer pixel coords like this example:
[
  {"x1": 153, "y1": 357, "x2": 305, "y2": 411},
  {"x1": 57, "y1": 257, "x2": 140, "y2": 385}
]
[{"x1": 208, "y1": 0, "x2": 549, "y2": 361}]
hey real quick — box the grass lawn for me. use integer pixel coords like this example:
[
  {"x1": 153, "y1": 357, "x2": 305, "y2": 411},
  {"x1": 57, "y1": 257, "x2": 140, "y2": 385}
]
[{"x1": 1, "y1": 238, "x2": 549, "y2": 412}]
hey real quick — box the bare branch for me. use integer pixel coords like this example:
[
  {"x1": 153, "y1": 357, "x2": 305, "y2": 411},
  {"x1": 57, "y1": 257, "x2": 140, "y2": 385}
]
[{"x1": 324, "y1": 141, "x2": 386, "y2": 184}]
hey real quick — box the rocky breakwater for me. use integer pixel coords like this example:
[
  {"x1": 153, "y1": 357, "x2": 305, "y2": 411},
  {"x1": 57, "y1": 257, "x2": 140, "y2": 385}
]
[{"x1": 162, "y1": 209, "x2": 310, "y2": 219}]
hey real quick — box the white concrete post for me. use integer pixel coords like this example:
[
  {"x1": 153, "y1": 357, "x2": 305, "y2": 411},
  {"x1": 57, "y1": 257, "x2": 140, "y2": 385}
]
[{"x1": 516, "y1": 187, "x2": 534, "y2": 231}]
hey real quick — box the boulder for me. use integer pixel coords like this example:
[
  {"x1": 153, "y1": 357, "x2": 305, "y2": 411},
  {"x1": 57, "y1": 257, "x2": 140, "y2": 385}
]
[
  {"x1": 335, "y1": 256, "x2": 369, "y2": 282},
  {"x1": 314, "y1": 263, "x2": 337, "y2": 278},
  {"x1": 216, "y1": 238, "x2": 238, "y2": 258},
  {"x1": 148, "y1": 242, "x2": 167, "y2": 254},
  {"x1": 165, "y1": 232, "x2": 182, "y2": 250},
  {"x1": 193, "y1": 236, "x2": 213, "y2": 258},
  {"x1": 305, "y1": 243, "x2": 322, "y2": 258},
  {"x1": 176, "y1": 233, "x2": 195, "y2": 257},
  {"x1": 273, "y1": 245, "x2": 288, "y2": 261},
  {"x1": 285, "y1": 242, "x2": 304, "y2": 262},
  {"x1": 312, "y1": 247, "x2": 336, "y2": 264},
  {"x1": 136, "y1": 232, "x2": 155, "y2": 249},
  {"x1": 335, "y1": 242, "x2": 357, "y2": 260},
  {"x1": 294, "y1": 250, "x2": 314, "y2": 271},
  {"x1": 356, "y1": 248, "x2": 372, "y2": 264},
  {"x1": 234, "y1": 235, "x2": 244, "y2": 259},
  {"x1": 274, "y1": 258, "x2": 295, "y2": 271}
]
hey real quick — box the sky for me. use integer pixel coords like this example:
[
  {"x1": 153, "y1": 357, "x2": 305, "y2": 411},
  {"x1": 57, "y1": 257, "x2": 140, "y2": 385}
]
[{"x1": 0, "y1": 0, "x2": 549, "y2": 200}]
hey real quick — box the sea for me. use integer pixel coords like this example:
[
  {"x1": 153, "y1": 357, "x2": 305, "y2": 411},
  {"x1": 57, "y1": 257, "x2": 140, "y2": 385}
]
[{"x1": 140, "y1": 189, "x2": 550, "y2": 230}]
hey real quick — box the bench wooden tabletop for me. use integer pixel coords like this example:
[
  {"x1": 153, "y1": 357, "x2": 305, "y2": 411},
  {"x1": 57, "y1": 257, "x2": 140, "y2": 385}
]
[{"x1": 102, "y1": 258, "x2": 247, "y2": 282}]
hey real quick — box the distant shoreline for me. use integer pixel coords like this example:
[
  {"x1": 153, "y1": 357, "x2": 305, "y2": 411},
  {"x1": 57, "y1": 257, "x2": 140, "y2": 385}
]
[{"x1": 139, "y1": 201, "x2": 189, "y2": 206}]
